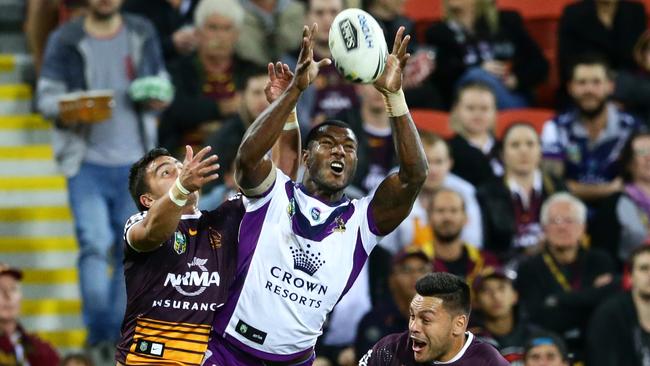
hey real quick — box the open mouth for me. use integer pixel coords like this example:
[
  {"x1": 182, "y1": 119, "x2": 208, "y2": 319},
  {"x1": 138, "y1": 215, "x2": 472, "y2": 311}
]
[
  {"x1": 411, "y1": 337, "x2": 427, "y2": 352},
  {"x1": 330, "y1": 161, "x2": 344, "y2": 175}
]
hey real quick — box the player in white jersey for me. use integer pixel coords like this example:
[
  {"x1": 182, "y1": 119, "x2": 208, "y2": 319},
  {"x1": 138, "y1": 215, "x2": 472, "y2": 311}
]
[{"x1": 204, "y1": 24, "x2": 428, "y2": 366}]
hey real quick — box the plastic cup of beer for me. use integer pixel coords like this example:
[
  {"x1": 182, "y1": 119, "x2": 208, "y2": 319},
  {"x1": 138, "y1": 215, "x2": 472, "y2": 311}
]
[
  {"x1": 83, "y1": 90, "x2": 115, "y2": 123},
  {"x1": 58, "y1": 92, "x2": 81, "y2": 124}
]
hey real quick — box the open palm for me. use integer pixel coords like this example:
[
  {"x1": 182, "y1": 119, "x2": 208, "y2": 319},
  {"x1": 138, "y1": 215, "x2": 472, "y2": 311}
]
[
  {"x1": 265, "y1": 62, "x2": 294, "y2": 103},
  {"x1": 374, "y1": 26, "x2": 411, "y2": 94},
  {"x1": 293, "y1": 23, "x2": 331, "y2": 91}
]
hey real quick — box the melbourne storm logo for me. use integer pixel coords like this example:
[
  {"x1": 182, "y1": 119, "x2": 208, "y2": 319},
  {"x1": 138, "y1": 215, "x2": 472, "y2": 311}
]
[{"x1": 290, "y1": 244, "x2": 325, "y2": 276}]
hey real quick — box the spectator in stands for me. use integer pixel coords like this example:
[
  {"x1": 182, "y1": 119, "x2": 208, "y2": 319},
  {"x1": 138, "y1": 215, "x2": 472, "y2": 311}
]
[
  {"x1": 423, "y1": 188, "x2": 498, "y2": 283},
  {"x1": 591, "y1": 132, "x2": 650, "y2": 267},
  {"x1": 515, "y1": 193, "x2": 617, "y2": 361},
  {"x1": 363, "y1": 0, "x2": 440, "y2": 109},
  {"x1": 36, "y1": 0, "x2": 168, "y2": 360},
  {"x1": 477, "y1": 122, "x2": 565, "y2": 260},
  {"x1": 26, "y1": 0, "x2": 88, "y2": 74},
  {"x1": 383, "y1": 131, "x2": 482, "y2": 253},
  {"x1": 425, "y1": 0, "x2": 548, "y2": 109},
  {"x1": 200, "y1": 69, "x2": 270, "y2": 207},
  {"x1": 522, "y1": 332, "x2": 570, "y2": 366},
  {"x1": 235, "y1": 0, "x2": 305, "y2": 67},
  {"x1": 448, "y1": 82, "x2": 501, "y2": 186},
  {"x1": 614, "y1": 30, "x2": 650, "y2": 126},
  {"x1": 355, "y1": 249, "x2": 432, "y2": 361},
  {"x1": 541, "y1": 55, "x2": 642, "y2": 204},
  {"x1": 558, "y1": 0, "x2": 646, "y2": 106},
  {"x1": 60, "y1": 353, "x2": 94, "y2": 366},
  {"x1": 293, "y1": 0, "x2": 359, "y2": 132},
  {"x1": 0, "y1": 264, "x2": 60, "y2": 366},
  {"x1": 471, "y1": 266, "x2": 544, "y2": 365},
  {"x1": 158, "y1": 0, "x2": 256, "y2": 154},
  {"x1": 586, "y1": 245, "x2": 650, "y2": 366},
  {"x1": 122, "y1": 0, "x2": 200, "y2": 63}
]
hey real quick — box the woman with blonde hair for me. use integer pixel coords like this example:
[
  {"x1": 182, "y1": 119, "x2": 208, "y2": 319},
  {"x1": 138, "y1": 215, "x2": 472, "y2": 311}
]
[{"x1": 425, "y1": 0, "x2": 548, "y2": 109}]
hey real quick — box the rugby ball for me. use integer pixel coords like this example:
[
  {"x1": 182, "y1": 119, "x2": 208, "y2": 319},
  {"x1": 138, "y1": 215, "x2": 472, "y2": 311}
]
[{"x1": 328, "y1": 8, "x2": 388, "y2": 84}]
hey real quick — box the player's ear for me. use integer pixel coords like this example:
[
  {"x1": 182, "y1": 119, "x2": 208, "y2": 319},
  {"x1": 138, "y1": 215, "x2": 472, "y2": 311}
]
[
  {"x1": 140, "y1": 194, "x2": 154, "y2": 209},
  {"x1": 452, "y1": 314, "x2": 467, "y2": 336}
]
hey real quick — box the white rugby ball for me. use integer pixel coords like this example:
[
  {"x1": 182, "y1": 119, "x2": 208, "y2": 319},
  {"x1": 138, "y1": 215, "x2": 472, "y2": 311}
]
[{"x1": 328, "y1": 8, "x2": 388, "y2": 84}]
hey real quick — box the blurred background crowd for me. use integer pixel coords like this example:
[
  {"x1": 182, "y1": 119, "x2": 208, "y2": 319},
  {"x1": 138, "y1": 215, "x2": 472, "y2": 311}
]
[{"x1": 1, "y1": 0, "x2": 650, "y2": 365}]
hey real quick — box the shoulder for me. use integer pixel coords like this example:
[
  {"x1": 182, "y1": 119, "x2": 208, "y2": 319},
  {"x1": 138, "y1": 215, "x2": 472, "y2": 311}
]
[
  {"x1": 584, "y1": 248, "x2": 614, "y2": 267},
  {"x1": 467, "y1": 335, "x2": 509, "y2": 365},
  {"x1": 21, "y1": 328, "x2": 60, "y2": 360},
  {"x1": 360, "y1": 331, "x2": 410, "y2": 365},
  {"x1": 425, "y1": 21, "x2": 454, "y2": 41},
  {"x1": 50, "y1": 17, "x2": 85, "y2": 46},
  {"x1": 476, "y1": 178, "x2": 507, "y2": 198},
  {"x1": 620, "y1": 1, "x2": 646, "y2": 13},
  {"x1": 562, "y1": 1, "x2": 587, "y2": 17},
  {"x1": 498, "y1": 10, "x2": 525, "y2": 25},
  {"x1": 123, "y1": 12, "x2": 157, "y2": 36}
]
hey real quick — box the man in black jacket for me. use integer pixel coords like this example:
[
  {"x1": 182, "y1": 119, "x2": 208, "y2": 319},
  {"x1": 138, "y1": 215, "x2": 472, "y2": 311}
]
[
  {"x1": 515, "y1": 192, "x2": 617, "y2": 362},
  {"x1": 586, "y1": 245, "x2": 650, "y2": 366}
]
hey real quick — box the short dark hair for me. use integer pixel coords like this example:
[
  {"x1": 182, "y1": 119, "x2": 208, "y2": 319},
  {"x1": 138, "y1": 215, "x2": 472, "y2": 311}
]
[
  {"x1": 128, "y1": 147, "x2": 173, "y2": 211},
  {"x1": 235, "y1": 66, "x2": 269, "y2": 92},
  {"x1": 452, "y1": 81, "x2": 496, "y2": 108},
  {"x1": 628, "y1": 245, "x2": 650, "y2": 269},
  {"x1": 304, "y1": 120, "x2": 355, "y2": 149},
  {"x1": 524, "y1": 331, "x2": 569, "y2": 361},
  {"x1": 501, "y1": 121, "x2": 540, "y2": 145},
  {"x1": 415, "y1": 272, "x2": 471, "y2": 316},
  {"x1": 569, "y1": 53, "x2": 611, "y2": 81},
  {"x1": 619, "y1": 132, "x2": 650, "y2": 183}
]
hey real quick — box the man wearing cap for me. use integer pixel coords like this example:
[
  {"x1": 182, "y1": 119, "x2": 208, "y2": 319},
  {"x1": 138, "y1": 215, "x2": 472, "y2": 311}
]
[
  {"x1": 0, "y1": 264, "x2": 60, "y2": 366},
  {"x1": 523, "y1": 332, "x2": 569, "y2": 366},
  {"x1": 355, "y1": 249, "x2": 432, "y2": 359},
  {"x1": 472, "y1": 267, "x2": 545, "y2": 366}
]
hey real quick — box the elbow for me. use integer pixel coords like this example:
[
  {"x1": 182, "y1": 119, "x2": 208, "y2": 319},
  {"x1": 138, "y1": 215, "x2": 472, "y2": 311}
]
[{"x1": 403, "y1": 159, "x2": 429, "y2": 187}]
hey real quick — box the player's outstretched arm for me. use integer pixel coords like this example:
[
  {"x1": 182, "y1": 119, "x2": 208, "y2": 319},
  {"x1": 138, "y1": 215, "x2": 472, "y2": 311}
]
[
  {"x1": 128, "y1": 146, "x2": 220, "y2": 251},
  {"x1": 370, "y1": 27, "x2": 428, "y2": 235},
  {"x1": 266, "y1": 62, "x2": 302, "y2": 181},
  {"x1": 234, "y1": 23, "x2": 330, "y2": 194}
]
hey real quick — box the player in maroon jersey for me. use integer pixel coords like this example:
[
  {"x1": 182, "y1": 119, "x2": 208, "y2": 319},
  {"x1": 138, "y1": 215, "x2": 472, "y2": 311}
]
[{"x1": 359, "y1": 272, "x2": 508, "y2": 366}]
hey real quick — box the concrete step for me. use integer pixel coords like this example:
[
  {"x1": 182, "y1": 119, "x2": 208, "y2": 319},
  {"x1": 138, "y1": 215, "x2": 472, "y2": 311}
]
[
  {"x1": 0, "y1": 176, "x2": 66, "y2": 190},
  {"x1": 22, "y1": 283, "x2": 80, "y2": 300},
  {"x1": 0, "y1": 190, "x2": 68, "y2": 207},
  {"x1": 36, "y1": 329, "x2": 86, "y2": 350},
  {"x1": 0, "y1": 144, "x2": 53, "y2": 160},
  {"x1": 22, "y1": 298, "x2": 81, "y2": 317},
  {"x1": 0, "y1": 206, "x2": 72, "y2": 222},
  {"x1": 0, "y1": 236, "x2": 77, "y2": 252},
  {"x1": 22, "y1": 267, "x2": 78, "y2": 285},
  {"x1": 1, "y1": 251, "x2": 76, "y2": 269},
  {"x1": 0, "y1": 129, "x2": 51, "y2": 145},
  {"x1": 0, "y1": 32, "x2": 27, "y2": 55},
  {"x1": 0, "y1": 84, "x2": 32, "y2": 115},
  {"x1": 0, "y1": 160, "x2": 60, "y2": 176},
  {"x1": 22, "y1": 315, "x2": 84, "y2": 333},
  {"x1": 0, "y1": 221, "x2": 75, "y2": 237},
  {"x1": 0, "y1": 54, "x2": 35, "y2": 84}
]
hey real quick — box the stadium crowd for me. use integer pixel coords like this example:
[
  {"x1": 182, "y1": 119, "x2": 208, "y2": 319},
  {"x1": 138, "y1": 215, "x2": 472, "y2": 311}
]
[{"x1": 2, "y1": 0, "x2": 650, "y2": 365}]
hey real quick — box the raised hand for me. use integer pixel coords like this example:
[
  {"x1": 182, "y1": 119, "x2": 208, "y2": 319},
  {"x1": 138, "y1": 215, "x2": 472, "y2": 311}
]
[
  {"x1": 265, "y1": 62, "x2": 294, "y2": 103},
  {"x1": 178, "y1": 145, "x2": 220, "y2": 193},
  {"x1": 292, "y1": 23, "x2": 332, "y2": 91},
  {"x1": 374, "y1": 26, "x2": 411, "y2": 94}
]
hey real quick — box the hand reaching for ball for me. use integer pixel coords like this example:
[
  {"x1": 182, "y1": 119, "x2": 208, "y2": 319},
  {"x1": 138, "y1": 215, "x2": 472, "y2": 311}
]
[
  {"x1": 374, "y1": 26, "x2": 411, "y2": 94},
  {"x1": 292, "y1": 23, "x2": 332, "y2": 91}
]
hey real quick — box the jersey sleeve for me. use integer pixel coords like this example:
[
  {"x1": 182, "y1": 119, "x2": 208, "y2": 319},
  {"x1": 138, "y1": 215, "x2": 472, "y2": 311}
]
[
  {"x1": 356, "y1": 195, "x2": 385, "y2": 254},
  {"x1": 242, "y1": 167, "x2": 291, "y2": 212},
  {"x1": 124, "y1": 211, "x2": 147, "y2": 249}
]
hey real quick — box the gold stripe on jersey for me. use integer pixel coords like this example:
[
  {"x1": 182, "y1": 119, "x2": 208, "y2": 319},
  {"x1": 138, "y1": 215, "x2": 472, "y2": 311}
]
[{"x1": 124, "y1": 317, "x2": 210, "y2": 365}]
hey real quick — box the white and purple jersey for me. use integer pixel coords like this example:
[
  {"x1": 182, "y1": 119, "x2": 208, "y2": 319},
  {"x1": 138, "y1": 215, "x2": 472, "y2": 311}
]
[{"x1": 210, "y1": 168, "x2": 383, "y2": 362}]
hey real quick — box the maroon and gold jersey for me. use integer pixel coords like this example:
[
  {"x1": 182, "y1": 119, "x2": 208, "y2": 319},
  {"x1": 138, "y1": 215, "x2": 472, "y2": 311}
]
[{"x1": 115, "y1": 196, "x2": 244, "y2": 365}]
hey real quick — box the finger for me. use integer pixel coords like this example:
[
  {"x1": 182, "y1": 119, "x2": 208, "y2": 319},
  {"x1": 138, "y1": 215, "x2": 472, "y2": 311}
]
[
  {"x1": 297, "y1": 26, "x2": 310, "y2": 63},
  {"x1": 400, "y1": 53, "x2": 411, "y2": 70},
  {"x1": 268, "y1": 62, "x2": 276, "y2": 81},
  {"x1": 196, "y1": 154, "x2": 219, "y2": 169},
  {"x1": 192, "y1": 145, "x2": 212, "y2": 163},
  {"x1": 282, "y1": 63, "x2": 291, "y2": 77},
  {"x1": 397, "y1": 34, "x2": 411, "y2": 58},
  {"x1": 204, "y1": 172, "x2": 220, "y2": 182},
  {"x1": 275, "y1": 61, "x2": 283, "y2": 77},
  {"x1": 392, "y1": 26, "x2": 405, "y2": 54},
  {"x1": 183, "y1": 145, "x2": 193, "y2": 165},
  {"x1": 317, "y1": 58, "x2": 332, "y2": 68},
  {"x1": 198, "y1": 163, "x2": 220, "y2": 177}
]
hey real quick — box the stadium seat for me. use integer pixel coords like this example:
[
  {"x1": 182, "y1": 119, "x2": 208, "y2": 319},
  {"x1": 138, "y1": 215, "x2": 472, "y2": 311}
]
[
  {"x1": 411, "y1": 108, "x2": 454, "y2": 138},
  {"x1": 497, "y1": 0, "x2": 574, "y2": 20},
  {"x1": 496, "y1": 108, "x2": 555, "y2": 139}
]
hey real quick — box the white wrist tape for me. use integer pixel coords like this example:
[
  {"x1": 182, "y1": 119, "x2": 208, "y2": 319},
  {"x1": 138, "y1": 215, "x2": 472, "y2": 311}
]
[
  {"x1": 175, "y1": 177, "x2": 190, "y2": 195},
  {"x1": 168, "y1": 188, "x2": 188, "y2": 207},
  {"x1": 382, "y1": 88, "x2": 409, "y2": 117}
]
